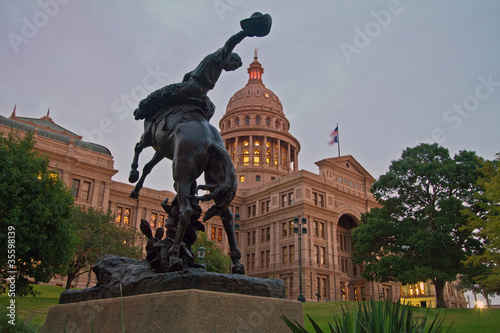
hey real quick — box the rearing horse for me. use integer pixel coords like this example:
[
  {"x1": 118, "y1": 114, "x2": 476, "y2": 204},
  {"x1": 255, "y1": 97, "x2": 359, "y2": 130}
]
[
  {"x1": 129, "y1": 104, "x2": 243, "y2": 273},
  {"x1": 127, "y1": 12, "x2": 271, "y2": 274}
]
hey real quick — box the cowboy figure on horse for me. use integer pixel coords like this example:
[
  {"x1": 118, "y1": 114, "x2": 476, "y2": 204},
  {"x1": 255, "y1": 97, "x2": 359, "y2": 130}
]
[{"x1": 128, "y1": 13, "x2": 272, "y2": 273}]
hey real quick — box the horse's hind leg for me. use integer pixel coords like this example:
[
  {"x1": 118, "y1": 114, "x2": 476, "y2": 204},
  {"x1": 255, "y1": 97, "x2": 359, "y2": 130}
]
[
  {"x1": 167, "y1": 179, "x2": 193, "y2": 271},
  {"x1": 220, "y1": 207, "x2": 244, "y2": 274},
  {"x1": 130, "y1": 152, "x2": 163, "y2": 198}
]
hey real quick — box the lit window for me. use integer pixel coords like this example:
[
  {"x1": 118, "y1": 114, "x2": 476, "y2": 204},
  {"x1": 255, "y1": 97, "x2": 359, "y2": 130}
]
[
  {"x1": 254, "y1": 150, "x2": 260, "y2": 165},
  {"x1": 240, "y1": 175, "x2": 245, "y2": 182},
  {"x1": 243, "y1": 150, "x2": 249, "y2": 166},
  {"x1": 151, "y1": 213, "x2": 157, "y2": 229},
  {"x1": 217, "y1": 228, "x2": 223, "y2": 242},
  {"x1": 123, "y1": 208, "x2": 131, "y2": 224},
  {"x1": 115, "y1": 207, "x2": 123, "y2": 223},
  {"x1": 211, "y1": 227, "x2": 216, "y2": 241}
]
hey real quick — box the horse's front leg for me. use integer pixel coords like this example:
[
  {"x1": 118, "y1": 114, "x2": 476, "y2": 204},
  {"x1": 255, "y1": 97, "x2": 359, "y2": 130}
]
[{"x1": 130, "y1": 152, "x2": 163, "y2": 198}]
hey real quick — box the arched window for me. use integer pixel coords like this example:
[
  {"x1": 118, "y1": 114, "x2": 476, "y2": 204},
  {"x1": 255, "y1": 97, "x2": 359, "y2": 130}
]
[
  {"x1": 275, "y1": 120, "x2": 280, "y2": 129},
  {"x1": 243, "y1": 149, "x2": 249, "y2": 166},
  {"x1": 266, "y1": 117, "x2": 271, "y2": 127},
  {"x1": 274, "y1": 154, "x2": 278, "y2": 167},
  {"x1": 266, "y1": 150, "x2": 271, "y2": 165},
  {"x1": 245, "y1": 116, "x2": 250, "y2": 125},
  {"x1": 256, "y1": 116, "x2": 261, "y2": 125},
  {"x1": 254, "y1": 150, "x2": 260, "y2": 166},
  {"x1": 226, "y1": 120, "x2": 231, "y2": 128},
  {"x1": 235, "y1": 117, "x2": 240, "y2": 126}
]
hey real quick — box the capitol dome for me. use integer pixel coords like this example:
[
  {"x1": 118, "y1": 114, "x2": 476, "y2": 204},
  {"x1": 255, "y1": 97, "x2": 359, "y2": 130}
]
[{"x1": 220, "y1": 50, "x2": 300, "y2": 190}]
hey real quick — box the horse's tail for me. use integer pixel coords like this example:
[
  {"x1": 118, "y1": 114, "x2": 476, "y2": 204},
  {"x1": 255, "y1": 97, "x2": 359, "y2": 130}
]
[{"x1": 196, "y1": 143, "x2": 236, "y2": 221}]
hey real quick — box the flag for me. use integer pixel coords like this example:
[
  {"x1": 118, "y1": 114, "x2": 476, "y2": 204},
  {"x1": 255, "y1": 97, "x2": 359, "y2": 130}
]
[{"x1": 329, "y1": 126, "x2": 338, "y2": 145}]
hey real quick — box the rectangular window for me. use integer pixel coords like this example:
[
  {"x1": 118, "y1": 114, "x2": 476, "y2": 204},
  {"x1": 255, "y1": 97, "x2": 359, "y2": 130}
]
[
  {"x1": 314, "y1": 221, "x2": 319, "y2": 236},
  {"x1": 281, "y1": 194, "x2": 287, "y2": 207},
  {"x1": 71, "y1": 179, "x2": 80, "y2": 197},
  {"x1": 261, "y1": 228, "x2": 265, "y2": 243},
  {"x1": 247, "y1": 206, "x2": 251, "y2": 218},
  {"x1": 261, "y1": 202, "x2": 266, "y2": 215},
  {"x1": 256, "y1": 175, "x2": 261, "y2": 182},
  {"x1": 81, "y1": 181, "x2": 91, "y2": 201},
  {"x1": 266, "y1": 227, "x2": 271, "y2": 242},
  {"x1": 289, "y1": 192, "x2": 294, "y2": 205},
  {"x1": 240, "y1": 175, "x2": 245, "y2": 182},
  {"x1": 251, "y1": 253, "x2": 255, "y2": 270},
  {"x1": 115, "y1": 206, "x2": 123, "y2": 223},
  {"x1": 217, "y1": 228, "x2": 223, "y2": 242},
  {"x1": 159, "y1": 215, "x2": 165, "y2": 228},
  {"x1": 212, "y1": 227, "x2": 217, "y2": 241},
  {"x1": 315, "y1": 245, "x2": 320, "y2": 263},
  {"x1": 252, "y1": 230, "x2": 256, "y2": 245},
  {"x1": 282, "y1": 246, "x2": 288, "y2": 264},
  {"x1": 247, "y1": 232, "x2": 251, "y2": 246},
  {"x1": 289, "y1": 245, "x2": 295, "y2": 263},
  {"x1": 266, "y1": 250, "x2": 270, "y2": 268},
  {"x1": 320, "y1": 222, "x2": 325, "y2": 238},
  {"x1": 123, "y1": 208, "x2": 131, "y2": 224},
  {"x1": 282, "y1": 222, "x2": 287, "y2": 237},
  {"x1": 321, "y1": 246, "x2": 326, "y2": 265},
  {"x1": 261, "y1": 251, "x2": 265, "y2": 268},
  {"x1": 151, "y1": 213, "x2": 157, "y2": 229}
]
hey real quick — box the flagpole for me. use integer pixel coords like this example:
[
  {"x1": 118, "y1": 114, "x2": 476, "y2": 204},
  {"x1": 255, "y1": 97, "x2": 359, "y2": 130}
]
[{"x1": 337, "y1": 123, "x2": 340, "y2": 157}]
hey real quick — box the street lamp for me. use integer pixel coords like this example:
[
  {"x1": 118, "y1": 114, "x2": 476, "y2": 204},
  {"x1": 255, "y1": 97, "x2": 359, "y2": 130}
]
[
  {"x1": 294, "y1": 217, "x2": 307, "y2": 302},
  {"x1": 197, "y1": 246, "x2": 206, "y2": 265}
]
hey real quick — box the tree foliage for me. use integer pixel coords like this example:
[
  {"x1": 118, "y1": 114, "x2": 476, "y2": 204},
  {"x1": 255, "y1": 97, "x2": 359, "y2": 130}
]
[
  {"x1": 351, "y1": 143, "x2": 483, "y2": 308},
  {"x1": 461, "y1": 153, "x2": 500, "y2": 298},
  {"x1": 0, "y1": 131, "x2": 75, "y2": 296},
  {"x1": 65, "y1": 207, "x2": 143, "y2": 289},
  {"x1": 192, "y1": 232, "x2": 231, "y2": 273}
]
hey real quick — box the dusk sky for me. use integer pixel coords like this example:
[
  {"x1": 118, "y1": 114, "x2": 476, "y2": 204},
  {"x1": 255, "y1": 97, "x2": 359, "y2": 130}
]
[{"x1": 2, "y1": 1, "x2": 499, "y2": 193}]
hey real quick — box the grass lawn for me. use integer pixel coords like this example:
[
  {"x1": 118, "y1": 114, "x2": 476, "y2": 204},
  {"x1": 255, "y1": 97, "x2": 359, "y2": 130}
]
[
  {"x1": 301, "y1": 301, "x2": 500, "y2": 333},
  {"x1": 0, "y1": 284, "x2": 64, "y2": 331}
]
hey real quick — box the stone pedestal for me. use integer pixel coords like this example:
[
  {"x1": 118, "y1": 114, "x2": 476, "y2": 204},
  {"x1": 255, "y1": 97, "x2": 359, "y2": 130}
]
[{"x1": 41, "y1": 289, "x2": 304, "y2": 333}]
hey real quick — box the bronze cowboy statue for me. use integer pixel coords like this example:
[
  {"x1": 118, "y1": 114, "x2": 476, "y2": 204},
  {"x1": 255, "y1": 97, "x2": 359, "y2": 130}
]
[{"x1": 128, "y1": 13, "x2": 272, "y2": 274}]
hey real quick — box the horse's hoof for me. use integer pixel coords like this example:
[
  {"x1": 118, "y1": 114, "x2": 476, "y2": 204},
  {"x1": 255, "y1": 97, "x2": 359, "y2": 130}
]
[
  {"x1": 232, "y1": 263, "x2": 245, "y2": 275},
  {"x1": 169, "y1": 257, "x2": 183, "y2": 272},
  {"x1": 129, "y1": 170, "x2": 140, "y2": 183},
  {"x1": 129, "y1": 190, "x2": 139, "y2": 199}
]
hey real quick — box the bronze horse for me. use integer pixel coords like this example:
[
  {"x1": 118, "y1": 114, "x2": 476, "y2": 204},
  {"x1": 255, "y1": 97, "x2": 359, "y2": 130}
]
[{"x1": 128, "y1": 104, "x2": 243, "y2": 273}]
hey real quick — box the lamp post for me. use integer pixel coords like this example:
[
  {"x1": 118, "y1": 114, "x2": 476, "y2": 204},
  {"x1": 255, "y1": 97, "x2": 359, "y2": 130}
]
[
  {"x1": 197, "y1": 246, "x2": 206, "y2": 265},
  {"x1": 294, "y1": 217, "x2": 307, "y2": 302}
]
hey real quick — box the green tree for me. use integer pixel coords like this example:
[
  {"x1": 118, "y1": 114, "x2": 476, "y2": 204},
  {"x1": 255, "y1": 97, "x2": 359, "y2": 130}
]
[
  {"x1": 461, "y1": 153, "x2": 500, "y2": 300},
  {"x1": 352, "y1": 143, "x2": 483, "y2": 308},
  {"x1": 192, "y1": 232, "x2": 231, "y2": 273},
  {"x1": 64, "y1": 207, "x2": 143, "y2": 289},
  {"x1": 0, "y1": 131, "x2": 75, "y2": 296}
]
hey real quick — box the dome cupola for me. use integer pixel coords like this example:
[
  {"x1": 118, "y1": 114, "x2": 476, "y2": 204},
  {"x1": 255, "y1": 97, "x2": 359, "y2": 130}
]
[{"x1": 219, "y1": 50, "x2": 300, "y2": 190}]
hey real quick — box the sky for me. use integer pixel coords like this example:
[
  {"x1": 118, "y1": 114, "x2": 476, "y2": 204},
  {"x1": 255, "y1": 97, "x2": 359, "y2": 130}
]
[
  {"x1": 1, "y1": 1, "x2": 499, "y2": 191},
  {"x1": 1, "y1": 0, "x2": 499, "y2": 306}
]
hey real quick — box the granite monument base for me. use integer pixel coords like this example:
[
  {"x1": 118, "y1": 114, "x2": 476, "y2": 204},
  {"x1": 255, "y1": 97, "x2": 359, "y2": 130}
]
[{"x1": 41, "y1": 289, "x2": 303, "y2": 333}]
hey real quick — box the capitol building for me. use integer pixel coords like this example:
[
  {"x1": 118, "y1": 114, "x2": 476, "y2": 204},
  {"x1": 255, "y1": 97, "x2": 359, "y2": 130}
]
[{"x1": 0, "y1": 52, "x2": 467, "y2": 307}]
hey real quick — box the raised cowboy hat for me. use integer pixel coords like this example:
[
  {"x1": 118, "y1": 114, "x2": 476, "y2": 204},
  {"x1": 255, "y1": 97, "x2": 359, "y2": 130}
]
[{"x1": 240, "y1": 12, "x2": 272, "y2": 37}]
